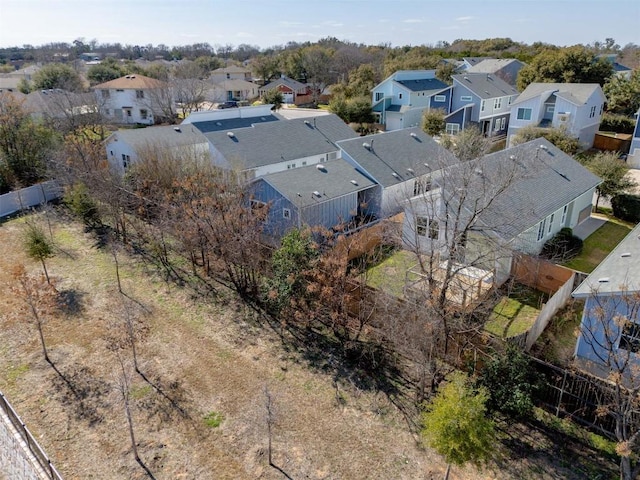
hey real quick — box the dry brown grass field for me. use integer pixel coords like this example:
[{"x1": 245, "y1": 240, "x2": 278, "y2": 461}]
[{"x1": 0, "y1": 210, "x2": 615, "y2": 479}]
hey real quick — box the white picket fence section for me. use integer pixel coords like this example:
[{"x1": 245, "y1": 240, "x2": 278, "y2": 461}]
[{"x1": 0, "y1": 181, "x2": 63, "y2": 219}]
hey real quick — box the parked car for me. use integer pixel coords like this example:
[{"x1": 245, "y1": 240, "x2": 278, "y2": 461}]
[{"x1": 217, "y1": 101, "x2": 238, "y2": 109}]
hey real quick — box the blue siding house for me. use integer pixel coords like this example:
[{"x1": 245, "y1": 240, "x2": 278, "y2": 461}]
[{"x1": 573, "y1": 222, "x2": 640, "y2": 382}]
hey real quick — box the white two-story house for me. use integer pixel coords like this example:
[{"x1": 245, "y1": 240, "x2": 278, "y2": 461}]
[
  {"x1": 371, "y1": 70, "x2": 451, "y2": 131},
  {"x1": 93, "y1": 74, "x2": 168, "y2": 125},
  {"x1": 506, "y1": 83, "x2": 606, "y2": 149}
]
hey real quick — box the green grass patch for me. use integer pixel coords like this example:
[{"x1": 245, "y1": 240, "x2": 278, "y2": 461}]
[
  {"x1": 564, "y1": 220, "x2": 633, "y2": 273},
  {"x1": 203, "y1": 411, "x2": 224, "y2": 428},
  {"x1": 485, "y1": 286, "x2": 546, "y2": 338},
  {"x1": 366, "y1": 250, "x2": 419, "y2": 298},
  {"x1": 6, "y1": 364, "x2": 29, "y2": 384},
  {"x1": 130, "y1": 384, "x2": 152, "y2": 400}
]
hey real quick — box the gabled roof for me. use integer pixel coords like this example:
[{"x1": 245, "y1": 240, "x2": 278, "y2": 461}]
[
  {"x1": 573, "y1": 222, "x2": 640, "y2": 297},
  {"x1": 205, "y1": 114, "x2": 357, "y2": 170},
  {"x1": 395, "y1": 78, "x2": 449, "y2": 93},
  {"x1": 463, "y1": 57, "x2": 494, "y2": 67},
  {"x1": 107, "y1": 124, "x2": 209, "y2": 150},
  {"x1": 452, "y1": 73, "x2": 519, "y2": 99},
  {"x1": 258, "y1": 159, "x2": 376, "y2": 209},
  {"x1": 210, "y1": 78, "x2": 258, "y2": 90},
  {"x1": 437, "y1": 138, "x2": 601, "y2": 242},
  {"x1": 211, "y1": 65, "x2": 251, "y2": 74},
  {"x1": 337, "y1": 127, "x2": 459, "y2": 188},
  {"x1": 512, "y1": 83, "x2": 605, "y2": 106},
  {"x1": 93, "y1": 74, "x2": 166, "y2": 90},
  {"x1": 192, "y1": 114, "x2": 279, "y2": 134},
  {"x1": 259, "y1": 76, "x2": 308, "y2": 93},
  {"x1": 24, "y1": 90, "x2": 95, "y2": 116},
  {"x1": 466, "y1": 58, "x2": 524, "y2": 74}
]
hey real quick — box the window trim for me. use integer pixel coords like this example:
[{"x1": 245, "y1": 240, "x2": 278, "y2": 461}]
[
  {"x1": 561, "y1": 204, "x2": 568, "y2": 225},
  {"x1": 517, "y1": 108, "x2": 532, "y2": 121},
  {"x1": 445, "y1": 123, "x2": 460, "y2": 135},
  {"x1": 434, "y1": 94, "x2": 446, "y2": 102},
  {"x1": 460, "y1": 95, "x2": 473, "y2": 102},
  {"x1": 283, "y1": 208, "x2": 291, "y2": 220},
  {"x1": 620, "y1": 321, "x2": 640, "y2": 353},
  {"x1": 537, "y1": 218, "x2": 546, "y2": 242},
  {"x1": 494, "y1": 97, "x2": 502, "y2": 110}
]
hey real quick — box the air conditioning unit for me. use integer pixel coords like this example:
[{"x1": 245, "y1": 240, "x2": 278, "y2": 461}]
[{"x1": 557, "y1": 113, "x2": 570, "y2": 123}]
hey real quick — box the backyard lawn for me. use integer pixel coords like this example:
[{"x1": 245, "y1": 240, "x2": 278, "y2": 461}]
[
  {"x1": 485, "y1": 285, "x2": 547, "y2": 338},
  {"x1": 366, "y1": 249, "x2": 419, "y2": 297},
  {"x1": 564, "y1": 219, "x2": 633, "y2": 273}
]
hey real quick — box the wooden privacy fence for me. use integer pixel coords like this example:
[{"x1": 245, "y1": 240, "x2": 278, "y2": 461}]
[
  {"x1": 0, "y1": 391, "x2": 63, "y2": 480},
  {"x1": 0, "y1": 181, "x2": 62, "y2": 219}
]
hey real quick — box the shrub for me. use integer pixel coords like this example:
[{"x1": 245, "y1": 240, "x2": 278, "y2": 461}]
[
  {"x1": 540, "y1": 228, "x2": 583, "y2": 261},
  {"x1": 611, "y1": 194, "x2": 640, "y2": 223},
  {"x1": 64, "y1": 183, "x2": 101, "y2": 227},
  {"x1": 600, "y1": 113, "x2": 636, "y2": 134},
  {"x1": 203, "y1": 411, "x2": 224, "y2": 428},
  {"x1": 476, "y1": 345, "x2": 539, "y2": 419}
]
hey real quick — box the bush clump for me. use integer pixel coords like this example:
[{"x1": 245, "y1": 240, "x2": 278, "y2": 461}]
[
  {"x1": 611, "y1": 194, "x2": 640, "y2": 223},
  {"x1": 541, "y1": 228, "x2": 583, "y2": 261}
]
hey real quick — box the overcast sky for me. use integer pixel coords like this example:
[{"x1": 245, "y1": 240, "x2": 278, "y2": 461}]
[{"x1": 0, "y1": 0, "x2": 638, "y2": 50}]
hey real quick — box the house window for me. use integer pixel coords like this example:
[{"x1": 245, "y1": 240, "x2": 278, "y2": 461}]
[
  {"x1": 122, "y1": 154, "x2": 130, "y2": 170},
  {"x1": 508, "y1": 96, "x2": 513, "y2": 105},
  {"x1": 546, "y1": 106, "x2": 555, "y2": 114},
  {"x1": 537, "y1": 218, "x2": 546, "y2": 241},
  {"x1": 494, "y1": 97, "x2": 502, "y2": 109},
  {"x1": 561, "y1": 204, "x2": 568, "y2": 225},
  {"x1": 619, "y1": 321, "x2": 640, "y2": 353},
  {"x1": 105, "y1": 108, "x2": 110, "y2": 115},
  {"x1": 101, "y1": 89, "x2": 110, "y2": 98},
  {"x1": 501, "y1": 117, "x2": 506, "y2": 130},
  {"x1": 226, "y1": 73, "x2": 230, "y2": 79},
  {"x1": 126, "y1": 109, "x2": 132, "y2": 117},
  {"x1": 416, "y1": 217, "x2": 438, "y2": 239},
  {"x1": 398, "y1": 93, "x2": 403, "y2": 100},
  {"x1": 413, "y1": 177, "x2": 431, "y2": 196},
  {"x1": 460, "y1": 95, "x2": 472, "y2": 102},
  {"x1": 375, "y1": 92, "x2": 384, "y2": 101},
  {"x1": 517, "y1": 108, "x2": 532, "y2": 120},
  {"x1": 446, "y1": 123, "x2": 460, "y2": 135},
  {"x1": 116, "y1": 89, "x2": 124, "y2": 92},
  {"x1": 548, "y1": 213, "x2": 554, "y2": 233},
  {"x1": 599, "y1": 104, "x2": 603, "y2": 115},
  {"x1": 140, "y1": 109, "x2": 148, "y2": 120},
  {"x1": 494, "y1": 120, "x2": 500, "y2": 131},
  {"x1": 302, "y1": 161, "x2": 307, "y2": 166},
  {"x1": 480, "y1": 100, "x2": 486, "y2": 112},
  {"x1": 589, "y1": 105, "x2": 597, "y2": 118},
  {"x1": 434, "y1": 94, "x2": 446, "y2": 102},
  {"x1": 283, "y1": 208, "x2": 291, "y2": 220},
  {"x1": 136, "y1": 90, "x2": 144, "y2": 99},
  {"x1": 110, "y1": 150, "x2": 114, "y2": 156}
]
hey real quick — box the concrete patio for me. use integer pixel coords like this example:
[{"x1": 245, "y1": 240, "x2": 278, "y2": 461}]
[{"x1": 572, "y1": 214, "x2": 608, "y2": 240}]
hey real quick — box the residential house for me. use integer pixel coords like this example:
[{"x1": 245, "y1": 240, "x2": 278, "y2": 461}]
[
  {"x1": 208, "y1": 78, "x2": 259, "y2": 103},
  {"x1": 506, "y1": 83, "x2": 606, "y2": 149},
  {"x1": 573, "y1": 221, "x2": 640, "y2": 381},
  {"x1": 23, "y1": 89, "x2": 97, "y2": 123},
  {"x1": 337, "y1": 127, "x2": 459, "y2": 217},
  {"x1": 626, "y1": 108, "x2": 640, "y2": 168},
  {"x1": 181, "y1": 104, "x2": 280, "y2": 133},
  {"x1": 258, "y1": 76, "x2": 312, "y2": 105},
  {"x1": 251, "y1": 159, "x2": 378, "y2": 240},
  {"x1": 370, "y1": 70, "x2": 451, "y2": 131},
  {"x1": 209, "y1": 65, "x2": 253, "y2": 83},
  {"x1": 460, "y1": 57, "x2": 495, "y2": 71},
  {"x1": 105, "y1": 124, "x2": 210, "y2": 174},
  {"x1": 93, "y1": 74, "x2": 168, "y2": 125},
  {"x1": 204, "y1": 114, "x2": 358, "y2": 178},
  {"x1": 466, "y1": 58, "x2": 525, "y2": 87},
  {"x1": 403, "y1": 138, "x2": 601, "y2": 284},
  {"x1": 596, "y1": 54, "x2": 633, "y2": 80},
  {"x1": 0, "y1": 64, "x2": 41, "y2": 92},
  {"x1": 447, "y1": 73, "x2": 519, "y2": 137}
]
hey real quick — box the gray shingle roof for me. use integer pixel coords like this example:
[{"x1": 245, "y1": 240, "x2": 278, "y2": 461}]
[
  {"x1": 259, "y1": 76, "x2": 308, "y2": 93},
  {"x1": 205, "y1": 114, "x2": 357, "y2": 170},
  {"x1": 109, "y1": 124, "x2": 209, "y2": 150},
  {"x1": 438, "y1": 138, "x2": 601, "y2": 241},
  {"x1": 192, "y1": 114, "x2": 279, "y2": 133},
  {"x1": 259, "y1": 159, "x2": 376, "y2": 209},
  {"x1": 512, "y1": 83, "x2": 604, "y2": 106},
  {"x1": 466, "y1": 59, "x2": 524, "y2": 74},
  {"x1": 337, "y1": 127, "x2": 459, "y2": 188},
  {"x1": 396, "y1": 78, "x2": 449, "y2": 93},
  {"x1": 452, "y1": 73, "x2": 519, "y2": 99},
  {"x1": 573, "y1": 222, "x2": 640, "y2": 296}
]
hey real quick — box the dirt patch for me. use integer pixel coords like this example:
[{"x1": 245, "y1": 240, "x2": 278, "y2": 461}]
[{"x1": 0, "y1": 211, "x2": 617, "y2": 479}]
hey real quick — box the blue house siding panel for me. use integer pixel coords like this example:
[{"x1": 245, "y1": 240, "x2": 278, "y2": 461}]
[
  {"x1": 251, "y1": 180, "x2": 299, "y2": 238},
  {"x1": 445, "y1": 108, "x2": 466, "y2": 128},
  {"x1": 301, "y1": 192, "x2": 359, "y2": 231},
  {"x1": 429, "y1": 88, "x2": 452, "y2": 112},
  {"x1": 575, "y1": 295, "x2": 639, "y2": 368}
]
